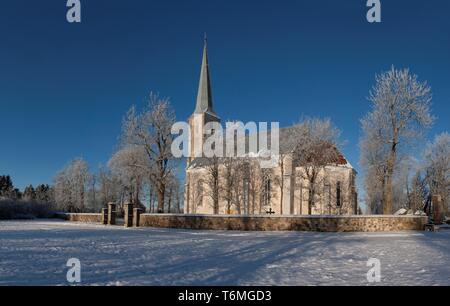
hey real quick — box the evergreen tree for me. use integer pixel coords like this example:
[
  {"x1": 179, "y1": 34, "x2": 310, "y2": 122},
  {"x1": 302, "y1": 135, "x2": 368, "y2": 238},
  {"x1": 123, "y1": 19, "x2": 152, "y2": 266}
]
[
  {"x1": 0, "y1": 175, "x2": 14, "y2": 197},
  {"x1": 35, "y1": 184, "x2": 52, "y2": 202},
  {"x1": 23, "y1": 185, "x2": 36, "y2": 201}
]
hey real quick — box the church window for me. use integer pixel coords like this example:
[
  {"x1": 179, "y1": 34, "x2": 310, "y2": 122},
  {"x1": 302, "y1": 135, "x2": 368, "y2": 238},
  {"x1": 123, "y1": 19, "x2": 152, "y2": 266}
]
[
  {"x1": 264, "y1": 178, "x2": 271, "y2": 207},
  {"x1": 336, "y1": 181, "x2": 341, "y2": 207},
  {"x1": 197, "y1": 180, "x2": 204, "y2": 207}
]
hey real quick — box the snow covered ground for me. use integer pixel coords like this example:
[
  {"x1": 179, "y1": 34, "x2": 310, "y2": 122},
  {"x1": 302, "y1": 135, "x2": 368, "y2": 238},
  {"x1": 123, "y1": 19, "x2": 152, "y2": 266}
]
[{"x1": 0, "y1": 220, "x2": 449, "y2": 286}]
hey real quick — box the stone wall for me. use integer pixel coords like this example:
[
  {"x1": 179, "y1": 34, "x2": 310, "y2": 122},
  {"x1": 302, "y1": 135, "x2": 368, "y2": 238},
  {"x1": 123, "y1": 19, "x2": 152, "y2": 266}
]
[
  {"x1": 54, "y1": 212, "x2": 428, "y2": 232},
  {"x1": 139, "y1": 214, "x2": 428, "y2": 232},
  {"x1": 56, "y1": 213, "x2": 103, "y2": 223}
]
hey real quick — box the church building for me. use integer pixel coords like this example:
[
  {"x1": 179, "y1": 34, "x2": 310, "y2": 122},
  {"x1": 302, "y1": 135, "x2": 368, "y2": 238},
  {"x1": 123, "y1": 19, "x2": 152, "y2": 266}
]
[{"x1": 184, "y1": 40, "x2": 358, "y2": 216}]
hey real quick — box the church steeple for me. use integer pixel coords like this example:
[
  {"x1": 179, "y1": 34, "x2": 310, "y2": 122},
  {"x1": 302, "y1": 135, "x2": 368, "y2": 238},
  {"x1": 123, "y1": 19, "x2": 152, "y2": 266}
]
[
  {"x1": 187, "y1": 37, "x2": 220, "y2": 165},
  {"x1": 194, "y1": 35, "x2": 215, "y2": 115}
]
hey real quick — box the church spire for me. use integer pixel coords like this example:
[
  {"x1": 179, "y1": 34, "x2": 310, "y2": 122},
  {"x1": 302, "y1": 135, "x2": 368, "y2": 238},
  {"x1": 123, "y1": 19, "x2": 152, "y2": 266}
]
[{"x1": 194, "y1": 35, "x2": 215, "y2": 115}]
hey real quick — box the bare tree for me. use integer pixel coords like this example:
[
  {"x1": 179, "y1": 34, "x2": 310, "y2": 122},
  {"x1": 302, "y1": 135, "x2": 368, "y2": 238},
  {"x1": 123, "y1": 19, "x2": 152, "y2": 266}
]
[
  {"x1": 220, "y1": 157, "x2": 236, "y2": 214},
  {"x1": 201, "y1": 157, "x2": 220, "y2": 214},
  {"x1": 291, "y1": 118, "x2": 341, "y2": 215},
  {"x1": 234, "y1": 158, "x2": 251, "y2": 214},
  {"x1": 424, "y1": 132, "x2": 450, "y2": 214},
  {"x1": 167, "y1": 176, "x2": 183, "y2": 214},
  {"x1": 247, "y1": 159, "x2": 266, "y2": 215},
  {"x1": 409, "y1": 170, "x2": 427, "y2": 212},
  {"x1": 164, "y1": 172, "x2": 181, "y2": 213},
  {"x1": 273, "y1": 154, "x2": 287, "y2": 214},
  {"x1": 190, "y1": 177, "x2": 204, "y2": 214},
  {"x1": 108, "y1": 145, "x2": 148, "y2": 207},
  {"x1": 121, "y1": 93, "x2": 176, "y2": 213},
  {"x1": 361, "y1": 67, "x2": 434, "y2": 214},
  {"x1": 359, "y1": 122, "x2": 389, "y2": 214},
  {"x1": 97, "y1": 165, "x2": 120, "y2": 207},
  {"x1": 392, "y1": 157, "x2": 416, "y2": 212},
  {"x1": 54, "y1": 158, "x2": 90, "y2": 212}
]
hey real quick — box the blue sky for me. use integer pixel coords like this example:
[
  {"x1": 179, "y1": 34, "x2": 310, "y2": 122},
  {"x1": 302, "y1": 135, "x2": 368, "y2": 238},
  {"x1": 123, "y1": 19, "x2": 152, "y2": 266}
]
[{"x1": 0, "y1": 0, "x2": 449, "y2": 190}]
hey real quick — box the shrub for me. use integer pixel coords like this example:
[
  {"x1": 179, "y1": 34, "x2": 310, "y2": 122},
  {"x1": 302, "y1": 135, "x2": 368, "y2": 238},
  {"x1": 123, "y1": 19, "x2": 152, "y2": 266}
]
[{"x1": 0, "y1": 198, "x2": 56, "y2": 220}]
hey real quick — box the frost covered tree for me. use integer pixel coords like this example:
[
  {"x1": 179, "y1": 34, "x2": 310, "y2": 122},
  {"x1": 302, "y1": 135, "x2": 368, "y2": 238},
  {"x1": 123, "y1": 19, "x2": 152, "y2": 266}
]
[
  {"x1": 359, "y1": 127, "x2": 387, "y2": 214},
  {"x1": 273, "y1": 152, "x2": 290, "y2": 215},
  {"x1": 119, "y1": 93, "x2": 177, "y2": 212},
  {"x1": 408, "y1": 170, "x2": 427, "y2": 212},
  {"x1": 391, "y1": 157, "x2": 419, "y2": 211},
  {"x1": 424, "y1": 132, "x2": 450, "y2": 214},
  {"x1": 165, "y1": 173, "x2": 182, "y2": 213},
  {"x1": 54, "y1": 158, "x2": 91, "y2": 212},
  {"x1": 108, "y1": 145, "x2": 149, "y2": 207},
  {"x1": 233, "y1": 158, "x2": 250, "y2": 214},
  {"x1": 201, "y1": 157, "x2": 220, "y2": 214},
  {"x1": 360, "y1": 67, "x2": 434, "y2": 214},
  {"x1": 247, "y1": 160, "x2": 263, "y2": 214},
  {"x1": 120, "y1": 93, "x2": 176, "y2": 212},
  {"x1": 220, "y1": 157, "x2": 237, "y2": 214},
  {"x1": 291, "y1": 118, "x2": 341, "y2": 215},
  {"x1": 97, "y1": 165, "x2": 120, "y2": 207}
]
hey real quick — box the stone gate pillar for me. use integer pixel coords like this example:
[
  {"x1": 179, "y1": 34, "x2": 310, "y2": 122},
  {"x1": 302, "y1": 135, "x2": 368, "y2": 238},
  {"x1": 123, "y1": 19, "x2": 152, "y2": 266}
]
[
  {"x1": 124, "y1": 203, "x2": 134, "y2": 228},
  {"x1": 133, "y1": 208, "x2": 142, "y2": 227},
  {"x1": 432, "y1": 195, "x2": 444, "y2": 224},
  {"x1": 107, "y1": 202, "x2": 116, "y2": 225},
  {"x1": 102, "y1": 208, "x2": 108, "y2": 225}
]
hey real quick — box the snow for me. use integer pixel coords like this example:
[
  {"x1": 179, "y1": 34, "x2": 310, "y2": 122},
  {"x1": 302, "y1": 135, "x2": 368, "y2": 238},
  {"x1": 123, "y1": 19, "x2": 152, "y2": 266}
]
[{"x1": 0, "y1": 220, "x2": 449, "y2": 286}]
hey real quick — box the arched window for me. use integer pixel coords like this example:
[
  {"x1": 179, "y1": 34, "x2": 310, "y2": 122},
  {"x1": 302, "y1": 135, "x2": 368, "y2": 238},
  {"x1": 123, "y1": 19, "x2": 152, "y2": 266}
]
[
  {"x1": 336, "y1": 181, "x2": 342, "y2": 207},
  {"x1": 196, "y1": 180, "x2": 204, "y2": 207},
  {"x1": 264, "y1": 178, "x2": 271, "y2": 207}
]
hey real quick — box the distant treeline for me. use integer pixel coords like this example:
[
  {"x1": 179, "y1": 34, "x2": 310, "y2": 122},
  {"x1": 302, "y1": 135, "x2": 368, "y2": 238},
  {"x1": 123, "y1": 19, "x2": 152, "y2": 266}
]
[{"x1": 0, "y1": 175, "x2": 55, "y2": 220}]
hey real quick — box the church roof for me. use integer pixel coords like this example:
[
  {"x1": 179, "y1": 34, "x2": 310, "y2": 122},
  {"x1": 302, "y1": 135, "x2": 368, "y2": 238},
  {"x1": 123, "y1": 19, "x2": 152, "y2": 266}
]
[
  {"x1": 194, "y1": 37, "x2": 216, "y2": 116},
  {"x1": 188, "y1": 125, "x2": 350, "y2": 169}
]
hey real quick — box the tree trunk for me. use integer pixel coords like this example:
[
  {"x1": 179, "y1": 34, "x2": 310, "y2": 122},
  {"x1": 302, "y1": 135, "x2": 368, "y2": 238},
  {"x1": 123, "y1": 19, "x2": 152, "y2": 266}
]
[
  {"x1": 168, "y1": 191, "x2": 172, "y2": 213},
  {"x1": 308, "y1": 192, "x2": 313, "y2": 215},
  {"x1": 80, "y1": 187, "x2": 85, "y2": 212},
  {"x1": 213, "y1": 175, "x2": 219, "y2": 214},
  {"x1": 149, "y1": 188, "x2": 153, "y2": 213},
  {"x1": 383, "y1": 174, "x2": 393, "y2": 214},
  {"x1": 384, "y1": 144, "x2": 397, "y2": 214},
  {"x1": 279, "y1": 182, "x2": 284, "y2": 215},
  {"x1": 251, "y1": 194, "x2": 255, "y2": 215},
  {"x1": 308, "y1": 179, "x2": 315, "y2": 215},
  {"x1": 157, "y1": 183, "x2": 165, "y2": 213},
  {"x1": 236, "y1": 199, "x2": 241, "y2": 215}
]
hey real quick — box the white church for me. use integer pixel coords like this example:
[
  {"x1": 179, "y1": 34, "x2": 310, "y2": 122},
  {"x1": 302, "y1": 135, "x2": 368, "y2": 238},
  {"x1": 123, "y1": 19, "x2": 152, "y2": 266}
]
[{"x1": 184, "y1": 40, "x2": 358, "y2": 216}]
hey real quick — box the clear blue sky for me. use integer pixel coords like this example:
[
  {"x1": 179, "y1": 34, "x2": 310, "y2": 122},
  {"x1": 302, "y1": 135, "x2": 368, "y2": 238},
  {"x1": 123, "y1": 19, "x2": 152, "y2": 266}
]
[{"x1": 1, "y1": 0, "x2": 449, "y2": 190}]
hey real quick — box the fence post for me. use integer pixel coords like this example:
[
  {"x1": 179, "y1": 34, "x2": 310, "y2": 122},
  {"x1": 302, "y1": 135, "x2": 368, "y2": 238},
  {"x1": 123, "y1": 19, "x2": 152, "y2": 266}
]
[
  {"x1": 133, "y1": 208, "x2": 142, "y2": 227},
  {"x1": 102, "y1": 208, "x2": 108, "y2": 225},
  {"x1": 124, "y1": 203, "x2": 134, "y2": 228},
  {"x1": 108, "y1": 202, "x2": 116, "y2": 225}
]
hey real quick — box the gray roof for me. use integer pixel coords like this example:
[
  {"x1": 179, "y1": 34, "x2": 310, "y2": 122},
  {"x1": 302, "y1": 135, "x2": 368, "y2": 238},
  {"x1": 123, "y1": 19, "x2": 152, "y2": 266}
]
[
  {"x1": 194, "y1": 39, "x2": 216, "y2": 116},
  {"x1": 188, "y1": 126, "x2": 350, "y2": 170},
  {"x1": 188, "y1": 126, "x2": 298, "y2": 169}
]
